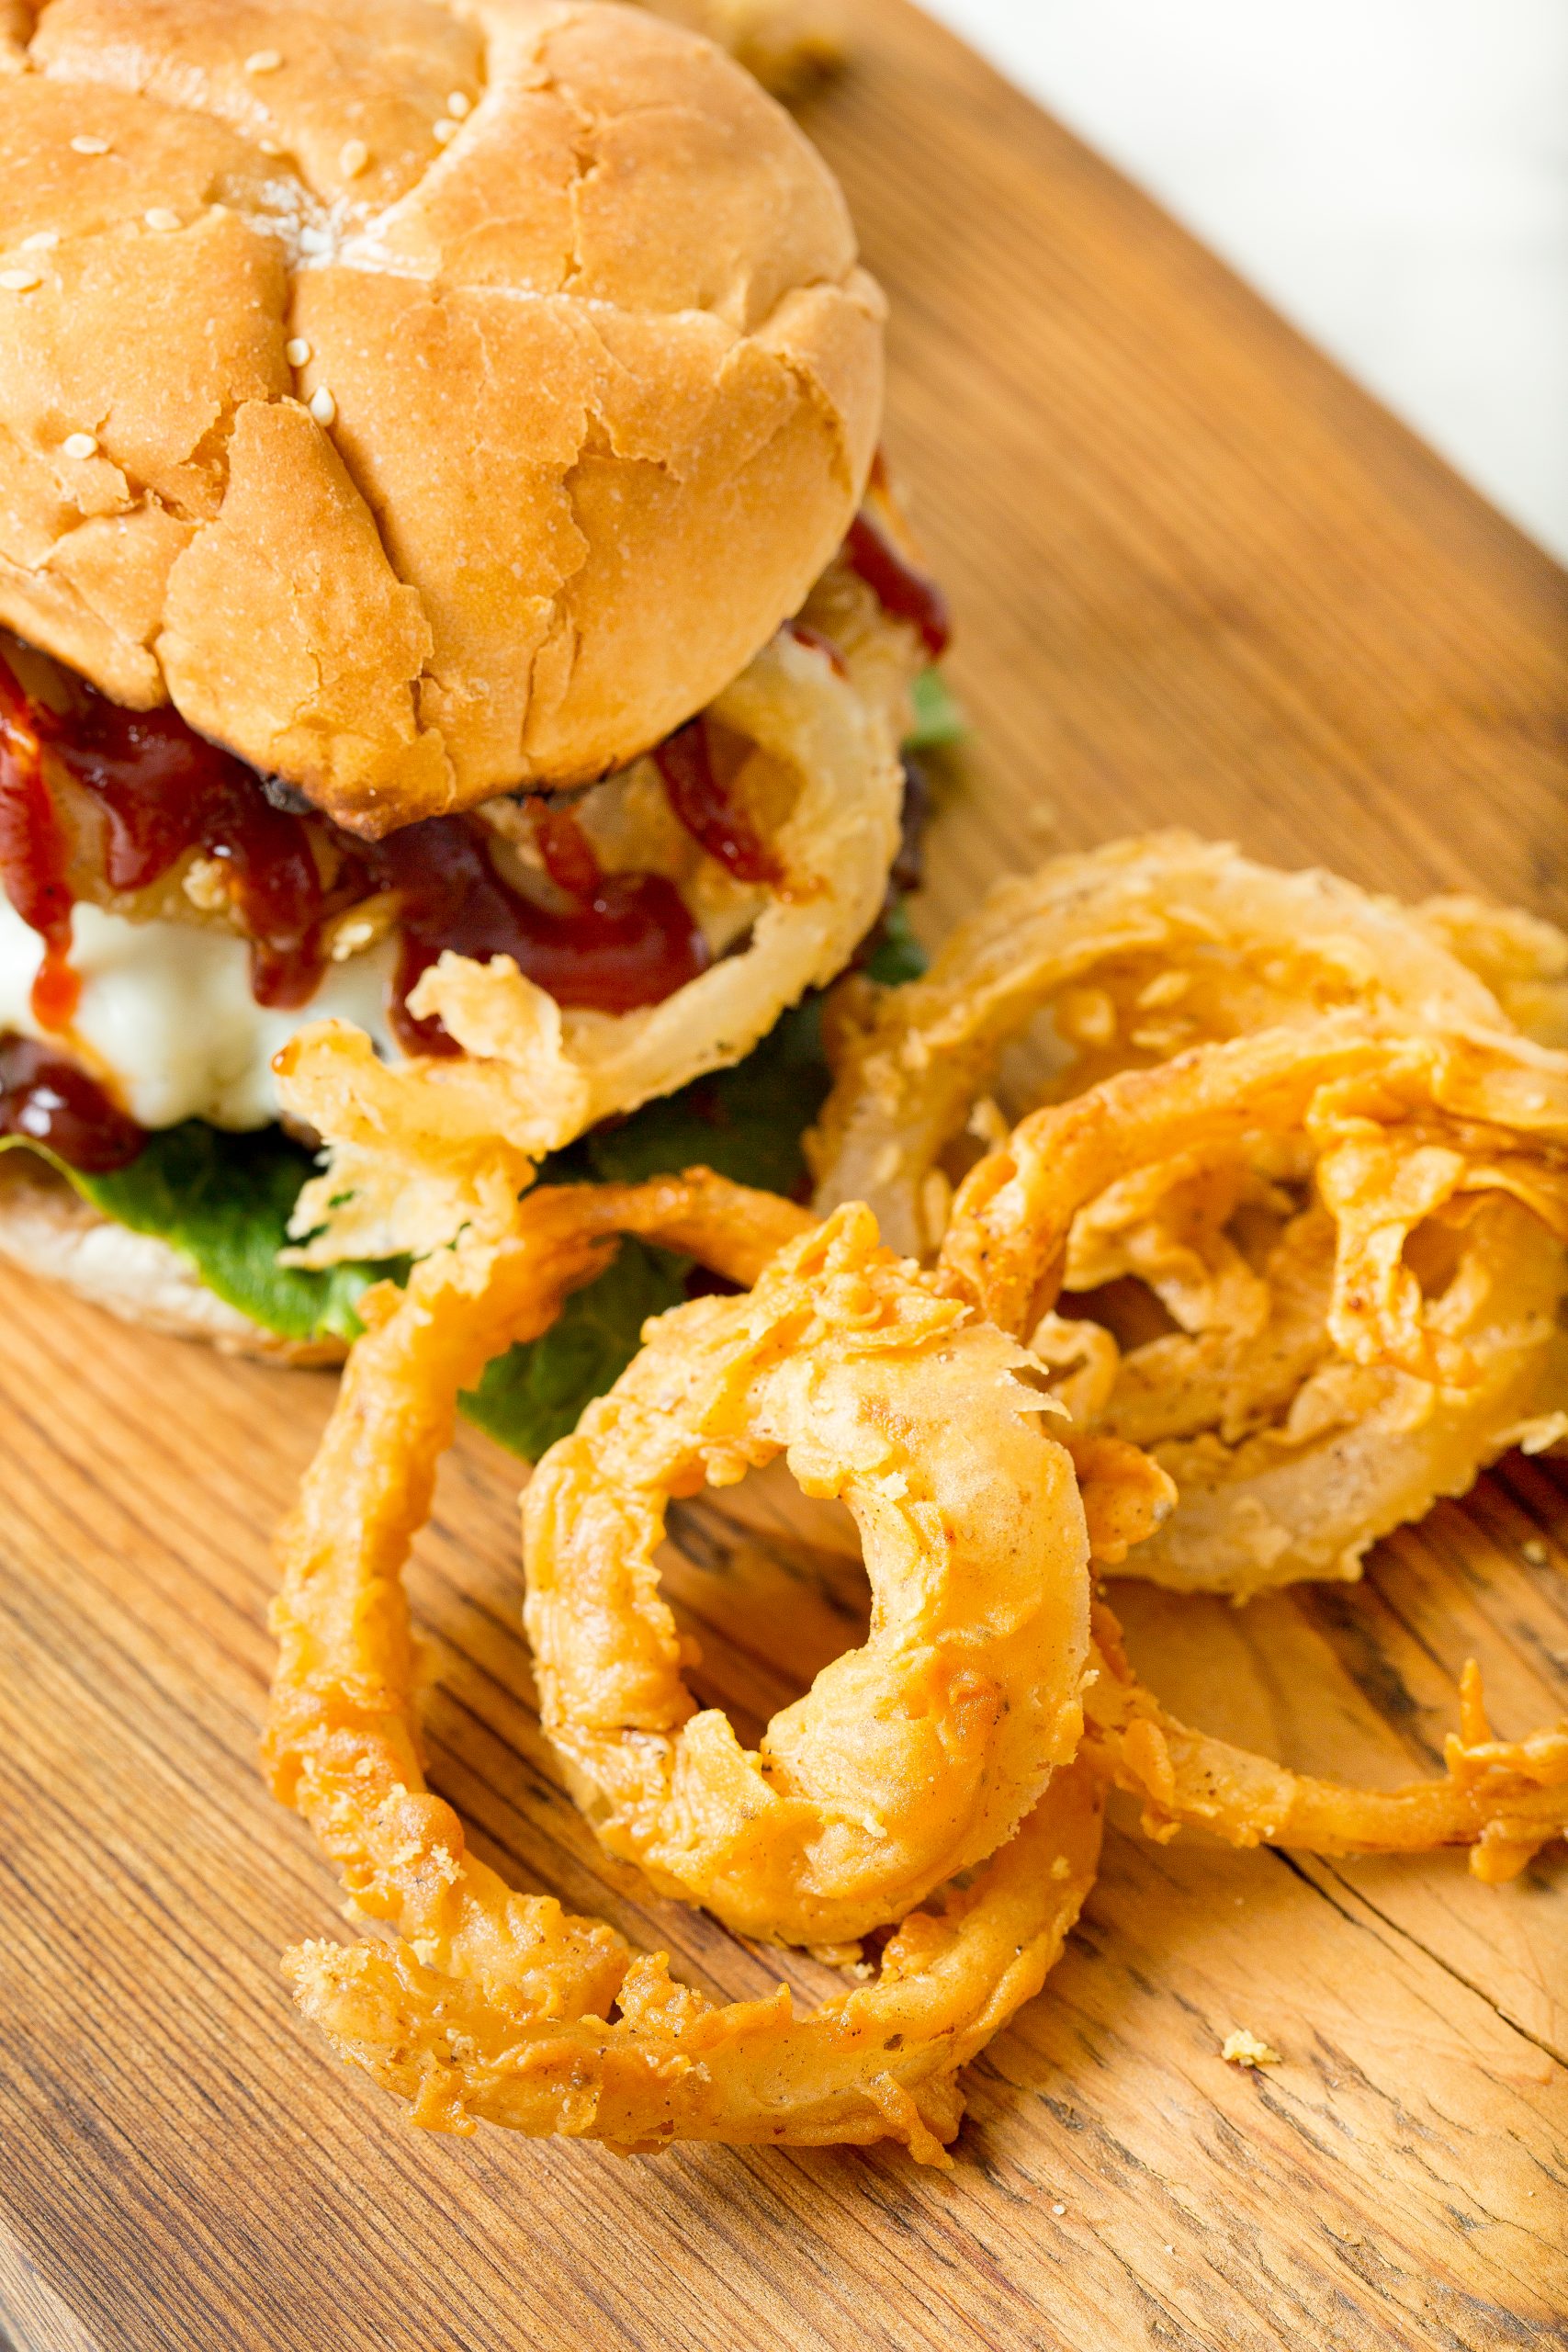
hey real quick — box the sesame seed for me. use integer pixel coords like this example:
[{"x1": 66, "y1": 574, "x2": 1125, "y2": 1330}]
[
  {"x1": 0, "y1": 268, "x2": 42, "y2": 292},
  {"x1": 258, "y1": 138, "x2": 282, "y2": 157},
  {"x1": 20, "y1": 230, "x2": 60, "y2": 252},
  {"x1": 446, "y1": 90, "x2": 471, "y2": 118},
  {"x1": 432, "y1": 116, "x2": 458, "y2": 144},
  {"x1": 143, "y1": 207, "x2": 181, "y2": 232},
  {"x1": 62, "y1": 432, "x2": 98, "y2": 460},
  {"x1": 339, "y1": 138, "x2": 368, "y2": 177},
  {"x1": 244, "y1": 48, "x2": 282, "y2": 73},
  {"x1": 70, "y1": 134, "x2": 111, "y2": 155},
  {"x1": 285, "y1": 336, "x2": 311, "y2": 367},
  {"x1": 309, "y1": 385, "x2": 336, "y2": 427}
]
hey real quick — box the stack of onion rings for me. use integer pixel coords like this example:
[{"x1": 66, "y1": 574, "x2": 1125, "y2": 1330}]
[
  {"x1": 934, "y1": 1017, "x2": 1568, "y2": 1596},
  {"x1": 262, "y1": 835, "x2": 1568, "y2": 2165},
  {"x1": 265, "y1": 1173, "x2": 1106, "y2": 2159}
]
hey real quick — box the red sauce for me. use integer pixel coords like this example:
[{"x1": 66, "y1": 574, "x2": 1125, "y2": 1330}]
[
  {"x1": 0, "y1": 650, "x2": 341, "y2": 1015},
  {"x1": 0, "y1": 1031, "x2": 145, "y2": 1171},
  {"x1": 368, "y1": 813, "x2": 707, "y2": 1057},
  {"x1": 0, "y1": 659, "x2": 80, "y2": 1028},
  {"x1": 655, "y1": 719, "x2": 781, "y2": 888},
  {"x1": 0, "y1": 650, "x2": 711, "y2": 1057},
  {"x1": 533, "y1": 799, "x2": 606, "y2": 903},
  {"x1": 45, "y1": 693, "x2": 340, "y2": 1011},
  {"x1": 843, "y1": 507, "x2": 953, "y2": 660}
]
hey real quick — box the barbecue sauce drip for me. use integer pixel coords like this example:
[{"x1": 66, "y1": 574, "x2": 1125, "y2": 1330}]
[
  {"x1": 655, "y1": 720, "x2": 781, "y2": 887},
  {"x1": 843, "y1": 508, "x2": 953, "y2": 660},
  {"x1": 44, "y1": 692, "x2": 341, "y2": 1011},
  {"x1": 373, "y1": 809, "x2": 707, "y2": 1057},
  {"x1": 0, "y1": 651, "x2": 712, "y2": 1055},
  {"x1": 0, "y1": 659, "x2": 79, "y2": 1028},
  {"x1": 0, "y1": 1032, "x2": 145, "y2": 1171}
]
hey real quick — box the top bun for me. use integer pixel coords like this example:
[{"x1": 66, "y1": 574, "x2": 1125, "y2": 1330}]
[{"x1": 0, "y1": 0, "x2": 883, "y2": 833}]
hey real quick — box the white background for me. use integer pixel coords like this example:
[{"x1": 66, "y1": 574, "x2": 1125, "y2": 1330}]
[{"x1": 919, "y1": 0, "x2": 1568, "y2": 564}]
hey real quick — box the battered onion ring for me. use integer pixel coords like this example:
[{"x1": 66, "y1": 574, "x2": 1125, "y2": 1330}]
[
  {"x1": 809, "y1": 834, "x2": 1512, "y2": 1256},
  {"x1": 936, "y1": 1020, "x2": 1568, "y2": 1596},
  {"x1": 279, "y1": 599, "x2": 913, "y2": 1268},
  {"x1": 1084, "y1": 1605, "x2": 1568, "y2": 1885},
  {"x1": 1417, "y1": 895, "x2": 1568, "y2": 1051},
  {"x1": 265, "y1": 1171, "x2": 1102, "y2": 2159},
  {"x1": 524, "y1": 1203, "x2": 1091, "y2": 1946},
  {"x1": 285, "y1": 1764, "x2": 1101, "y2": 2161}
]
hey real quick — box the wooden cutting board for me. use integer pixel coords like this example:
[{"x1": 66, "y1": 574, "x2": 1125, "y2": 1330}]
[{"x1": 3, "y1": 6, "x2": 1565, "y2": 2347}]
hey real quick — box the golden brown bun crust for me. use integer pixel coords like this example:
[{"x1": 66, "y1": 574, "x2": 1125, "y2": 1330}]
[
  {"x1": 0, "y1": 0, "x2": 882, "y2": 834},
  {"x1": 0, "y1": 1151, "x2": 347, "y2": 1363}
]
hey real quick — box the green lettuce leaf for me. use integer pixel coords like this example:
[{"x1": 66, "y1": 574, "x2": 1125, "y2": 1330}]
[
  {"x1": 906, "y1": 667, "x2": 966, "y2": 750},
  {"x1": 69, "y1": 1120, "x2": 402, "y2": 1344},
  {"x1": 459, "y1": 1237, "x2": 691, "y2": 1462},
  {"x1": 22, "y1": 898, "x2": 929, "y2": 1458}
]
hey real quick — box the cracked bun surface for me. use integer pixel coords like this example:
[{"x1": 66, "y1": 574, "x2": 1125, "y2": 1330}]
[{"x1": 0, "y1": 0, "x2": 883, "y2": 835}]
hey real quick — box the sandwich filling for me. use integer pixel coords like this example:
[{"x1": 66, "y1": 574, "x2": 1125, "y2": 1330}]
[{"x1": 0, "y1": 502, "x2": 956, "y2": 1445}]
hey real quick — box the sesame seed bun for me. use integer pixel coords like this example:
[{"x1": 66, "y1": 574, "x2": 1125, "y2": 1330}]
[{"x1": 0, "y1": 0, "x2": 882, "y2": 836}]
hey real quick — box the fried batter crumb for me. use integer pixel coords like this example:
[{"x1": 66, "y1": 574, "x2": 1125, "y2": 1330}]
[{"x1": 1222, "y1": 2028, "x2": 1282, "y2": 2069}]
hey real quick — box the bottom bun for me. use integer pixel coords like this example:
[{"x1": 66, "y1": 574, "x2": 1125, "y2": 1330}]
[{"x1": 0, "y1": 1154, "x2": 346, "y2": 1367}]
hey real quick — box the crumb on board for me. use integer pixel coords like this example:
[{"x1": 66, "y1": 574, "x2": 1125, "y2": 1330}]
[
  {"x1": 1520, "y1": 1538, "x2": 1549, "y2": 1566},
  {"x1": 1222, "y1": 2029, "x2": 1282, "y2": 2069}
]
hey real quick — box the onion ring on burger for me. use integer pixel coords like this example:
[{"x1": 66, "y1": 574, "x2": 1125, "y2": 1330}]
[
  {"x1": 808, "y1": 834, "x2": 1516, "y2": 1258},
  {"x1": 264, "y1": 1170, "x2": 1102, "y2": 2159},
  {"x1": 524, "y1": 1201, "x2": 1092, "y2": 1947},
  {"x1": 935, "y1": 1019, "x2": 1568, "y2": 1597},
  {"x1": 278, "y1": 591, "x2": 912, "y2": 1267}
]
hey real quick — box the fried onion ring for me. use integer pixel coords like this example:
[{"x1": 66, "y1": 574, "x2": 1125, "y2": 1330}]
[
  {"x1": 936, "y1": 1020, "x2": 1568, "y2": 1595},
  {"x1": 1416, "y1": 894, "x2": 1568, "y2": 1051},
  {"x1": 279, "y1": 596, "x2": 914, "y2": 1268},
  {"x1": 524, "y1": 1203, "x2": 1092, "y2": 1946},
  {"x1": 285, "y1": 1762, "x2": 1101, "y2": 2161},
  {"x1": 809, "y1": 834, "x2": 1512, "y2": 1257},
  {"x1": 265, "y1": 1171, "x2": 1102, "y2": 2158},
  {"x1": 1084, "y1": 1605, "x2": 1568, "y2": 1884}
]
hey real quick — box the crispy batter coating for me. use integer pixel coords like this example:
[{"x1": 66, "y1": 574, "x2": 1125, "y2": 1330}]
[
  {"x1": 278, "y1": 600, "x2": 913, "y2": 1265},
  {"x1": 937, "y1": 1020, "x2": 1568, "y2": 1597},
  {"x1": 809, "y1": 835, "x2": 1512, "y2": 1257},
  {"x1": 265, "y1": 1170, "x2": 1101, "y2": 2157},
  {"x1": 525, "y1": 1204, "x2": 1091, "y2": 1945},
  {"x1": 287, "y1": 1760, "x2": 1102, "y2": 2159},
  {"x1": 1417, "y1": 896, "x2": 1568, "y2": 1051},
  {"x1": 1085, "y1": 1605, "x2": 1568, "y2": 1885}
]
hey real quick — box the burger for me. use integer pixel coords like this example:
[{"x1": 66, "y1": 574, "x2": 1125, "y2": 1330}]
[{"x1": 0, "y1": 0, "x2": 953, "y2": 1453}]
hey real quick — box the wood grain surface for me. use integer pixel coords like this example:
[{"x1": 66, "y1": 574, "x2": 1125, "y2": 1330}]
[{"x1": 4, "y1": 6, "x2": 1567, "y2": 2348}]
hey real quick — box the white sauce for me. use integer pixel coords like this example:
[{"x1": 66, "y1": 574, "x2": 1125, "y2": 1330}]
[{"x1": 0, "y1": 895, "x2": 398, "y2": 1129}]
